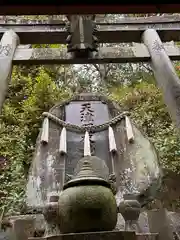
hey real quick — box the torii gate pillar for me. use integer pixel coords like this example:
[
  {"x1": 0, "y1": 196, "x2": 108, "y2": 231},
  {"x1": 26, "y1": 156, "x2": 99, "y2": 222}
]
[
  {"x1": 0, "y1": 30, "x2": 19, "y2": 113},
  {"x1": 142, "y1": 29, "x2": 180, "y2": 128}
]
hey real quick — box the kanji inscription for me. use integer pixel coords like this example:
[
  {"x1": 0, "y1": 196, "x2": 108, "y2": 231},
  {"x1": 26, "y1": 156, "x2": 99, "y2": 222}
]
[
  {"x1": 152, "y1": 40, "x2": 164, "y2": 52},
  {"x1": 80, "y1": 102, "x2": 95, "y2": 155},
  {"x1": 0, "y1": 44, "x2": 12, "y2": 57}
]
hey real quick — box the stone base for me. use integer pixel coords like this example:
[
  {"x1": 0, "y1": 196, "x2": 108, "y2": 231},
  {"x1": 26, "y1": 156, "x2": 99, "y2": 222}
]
[
  {"x1": 4, "y1": 208, "x2": 180, "y2": 240},
  {"x1": 29, "y1": 231, "x2": 135, "y2": 240},
  {"x1": 28, "y1": 232, "x2": 159, "y2": 240},
  {"x1": 137, "y1": 233, "x2": 158, "y2": 240},
  {"x1": 2, "y1": 214, "x2": 45, "y2": 237},
  {"x1": 0, "y1": 231, "x2": 159, "y2": 240}
]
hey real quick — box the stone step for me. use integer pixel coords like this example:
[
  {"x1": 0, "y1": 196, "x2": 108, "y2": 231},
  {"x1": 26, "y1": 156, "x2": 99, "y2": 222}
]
[
  {"x1": 29, "y1": 232, "x2": 159, "y2": 240},
  {"x1": 29, "y1": 231, "x2": 136, "y2": 240},
  {"x1": 137, "y1": 233, "x2": 159, "y2": 240},
  {"x1": 0, "y1": 231, "x2": 159, "y2": 240}
]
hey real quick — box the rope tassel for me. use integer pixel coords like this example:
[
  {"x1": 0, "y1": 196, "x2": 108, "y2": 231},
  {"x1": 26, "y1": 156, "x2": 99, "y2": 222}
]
[
  {"x1": 40, "y1": 117, "x2": 49, "y2": 144},
  {"x1": 125, "y1": 116, "x2": 134, "y2": 143},
  {"x1": 84, "y1": 131, "x2": 91, "y2": 156},
  {"x1": 108, "y1": 126, "x2": 117, "y2": 153},
  {"x1": 59, "y1": 127, "x2": 67, "y2": 154},
  {"x1": 108, "y1": 126, "x2": 117, "y2": 176}
]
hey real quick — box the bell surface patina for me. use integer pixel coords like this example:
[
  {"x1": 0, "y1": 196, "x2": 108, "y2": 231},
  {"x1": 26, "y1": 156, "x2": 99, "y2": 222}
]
[{"x1": 58, "y1": 156, "x2": 118, "y2": 233}]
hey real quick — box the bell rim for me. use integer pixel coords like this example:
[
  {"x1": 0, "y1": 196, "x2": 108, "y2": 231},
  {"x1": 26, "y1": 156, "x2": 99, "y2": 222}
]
[{"x1": 63, "y1": 176, "x2": 111, "y2": 190}]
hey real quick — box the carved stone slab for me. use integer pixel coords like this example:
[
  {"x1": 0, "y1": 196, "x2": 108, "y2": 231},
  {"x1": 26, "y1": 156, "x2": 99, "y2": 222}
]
[
  {"x1": 65, "y1": 100, "x2": 110, "y2": 174},
  {"x1": 26, "y1": 93, "x2": 162, "y2": 210}
]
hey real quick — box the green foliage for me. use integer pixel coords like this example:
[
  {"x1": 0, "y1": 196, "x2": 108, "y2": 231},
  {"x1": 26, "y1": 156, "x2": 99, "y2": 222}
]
[
  {"x1": 110, "y1": 80, "x2": 180, "y2": 174},
  {"x1": 0, "y1": 65, "x2": 71, "y2": 215},
  {"x1": 1, "y1": 40, "x2": 180, "y2": 214}
]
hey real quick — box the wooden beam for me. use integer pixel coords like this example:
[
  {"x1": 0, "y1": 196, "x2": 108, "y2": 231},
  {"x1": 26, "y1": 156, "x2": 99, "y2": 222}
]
[
  {"x1": 2, "y1": 15, "x2": 180, "y2": 24},
  {"x1": 1, "y1": 16, "x2": 180, "y2": 44},
  {"x1": 12, "y1": 43, "x2": 180, "y2": 65},
  {"x1": 0, "y1": 4, "x2": 180, "y2": 15}
]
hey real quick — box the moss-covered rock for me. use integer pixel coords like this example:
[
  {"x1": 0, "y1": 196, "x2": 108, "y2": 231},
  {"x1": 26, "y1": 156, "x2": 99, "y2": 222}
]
[{"x1": 58, "y1": 185, "x2": 117, "y2": 233}]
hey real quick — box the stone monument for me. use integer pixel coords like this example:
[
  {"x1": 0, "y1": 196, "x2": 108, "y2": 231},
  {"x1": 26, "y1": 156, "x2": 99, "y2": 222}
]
[{"x1": 25, "y1": 92, "x2": 162, "y2": 237}]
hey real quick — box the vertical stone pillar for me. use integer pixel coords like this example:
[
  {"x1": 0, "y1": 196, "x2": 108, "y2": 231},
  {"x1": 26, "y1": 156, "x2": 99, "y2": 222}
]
[
  {"x1": 142, "y1": 29, "x2": 180, "y2": 128},
  {"x1": 118, "y1": 194, "x2": 141, "y2": 232},
  {"x1": 43, "y1": 194, "x2": 60, "y2": 237},
  {"x1": 12, "y1": 218, "x2": 35, "y2": 240},
  {"x1": 0, "y1": 30, "x2": 19, "y2": 112},
  {"x1": 147, "y1": 209, "x2": 174, "y2": 240}
]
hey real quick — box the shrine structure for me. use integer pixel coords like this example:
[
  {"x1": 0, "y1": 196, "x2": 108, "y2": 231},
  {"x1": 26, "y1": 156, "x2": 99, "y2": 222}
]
[{"x1": 1, "y1": 4, "x2": 180, "y2": 240}]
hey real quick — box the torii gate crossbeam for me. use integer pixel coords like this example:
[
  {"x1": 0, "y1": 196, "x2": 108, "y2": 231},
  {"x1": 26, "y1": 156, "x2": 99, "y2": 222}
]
[
  {"x1": 0, "y1": 15, "x2": 180, "y2": 44},
  {"x1": 0, "y1": 14, "x2": 180, "y2": 130},
  {"x1": 0, "y1": 4, "x2": 180, "y2": 15}
]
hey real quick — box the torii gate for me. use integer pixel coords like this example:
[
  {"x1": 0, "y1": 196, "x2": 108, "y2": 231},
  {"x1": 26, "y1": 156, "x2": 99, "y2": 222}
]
[
  {"x1": 1, "y1": 4, "x2": 180, "y2": 240},
  {"x1": 2, "y1": 17, "x2": 180, "y2": 128},
  {"x1": 1, "y1": 8, "x2": 180, "y2": 129}
]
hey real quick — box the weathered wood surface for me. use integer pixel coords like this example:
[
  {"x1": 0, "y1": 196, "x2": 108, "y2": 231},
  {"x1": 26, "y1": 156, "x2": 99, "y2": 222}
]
[
  {"x1": 0, "y1": 30, "x2": 19, "y2": 113},
  {"x1": 0, "y1": 4, "x2": 180, "y2": 15},
  {"x1": 142, "y1": 29, "x2": 180, "y2": 129},
  {"x1": 12, "y1": 43, "x2": 180, "y2": 64},
  {"x1": 1, "y1": 15, "x2": 180, "y2": 43}
]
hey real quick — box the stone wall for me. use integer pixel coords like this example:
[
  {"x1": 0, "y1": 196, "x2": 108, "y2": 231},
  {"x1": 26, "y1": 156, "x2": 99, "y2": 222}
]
[{"x1": 147, "y1": 169, "x2": 180, "y2": 211}]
